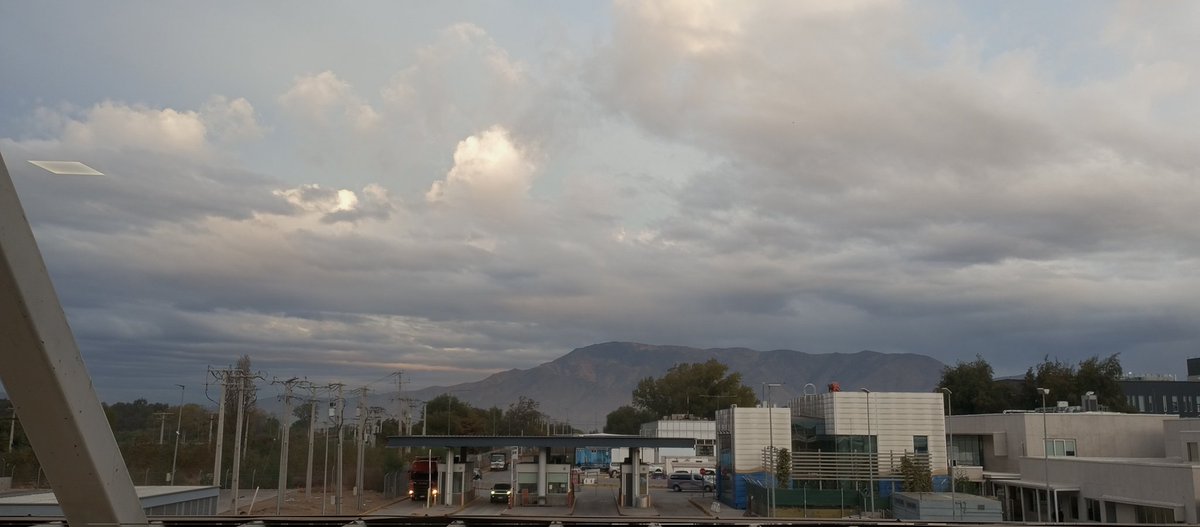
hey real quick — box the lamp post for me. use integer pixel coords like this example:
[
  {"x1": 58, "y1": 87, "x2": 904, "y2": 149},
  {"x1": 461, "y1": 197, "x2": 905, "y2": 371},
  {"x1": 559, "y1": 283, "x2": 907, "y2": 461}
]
[
  {"x1": 940, "y1": 387, "x2": 954, "y2": 519},
  {"x1": 764, "y1": 382, "x2": 783, "y2": 518},
  {"x1": 170, "y1": 384, "x2": 185, "y2": 485},
  {"x1": 1039, "y1": 387, "x2": 1053, "y2": 522},
  {"x1": 860, "y1": 388, "x2": 874, "y2": 514}
]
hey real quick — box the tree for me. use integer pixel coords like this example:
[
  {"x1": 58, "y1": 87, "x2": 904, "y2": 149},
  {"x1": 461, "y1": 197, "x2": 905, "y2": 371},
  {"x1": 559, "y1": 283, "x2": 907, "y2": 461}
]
[
  {"x1": 937, "y1": 356, "x2": 1017, "y2": 414},
  {"x1": 899, "y1": 455, "x2": 932, "y2": 492},
  {"x1": 774, "y1": 448, "x2": 791, "y2": 490},
  {"x1": 631, "y1": 359, "x2": 757, "y2": 419},
  {"x1": 1023, "y1": 354, "x2": 1132, "y2": 412},
  {"x1": 503, "y1": 396, "x2": 545, "y2": 436},
  {"x1": 1075, "y1": 354, "x2": 1134, "y2": 412},
  {"x1": 603, "y1": 405, "x2": 656, "y2": 435}
]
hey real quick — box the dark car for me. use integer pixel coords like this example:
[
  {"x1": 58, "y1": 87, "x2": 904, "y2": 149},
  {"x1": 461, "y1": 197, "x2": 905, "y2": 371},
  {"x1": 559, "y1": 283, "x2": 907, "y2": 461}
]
[{"x1": 490, "y1": 483, "x2": 513, "y2": 503}]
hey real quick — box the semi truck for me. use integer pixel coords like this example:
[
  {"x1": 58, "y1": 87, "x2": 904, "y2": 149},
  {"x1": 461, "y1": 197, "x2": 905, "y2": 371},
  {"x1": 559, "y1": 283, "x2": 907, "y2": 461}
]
[{"x1": 408, "y1": 457, "x2": 439, "y2": 501}]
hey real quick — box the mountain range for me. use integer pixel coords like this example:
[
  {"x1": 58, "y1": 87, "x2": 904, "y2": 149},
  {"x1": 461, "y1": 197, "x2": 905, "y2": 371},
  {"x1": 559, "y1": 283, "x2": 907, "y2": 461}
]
[{"x1": 401, "y1": 342, "x2": 946, "y2": 430}]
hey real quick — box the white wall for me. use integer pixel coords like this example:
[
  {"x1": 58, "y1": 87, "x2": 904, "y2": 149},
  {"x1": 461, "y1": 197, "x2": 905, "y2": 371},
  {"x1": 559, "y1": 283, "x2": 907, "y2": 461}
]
[
  {"x1": 719, "y1": 407, "x2": 790, "y2": 473},
  {"x1": 950, "y1": 413, "x2": 1177, "y2": 473},
  {"x1": 1163, "y1": 418, "x2": 1200, "y2": 460},
  {"x1": 824, "y1": 392, "x2": 948, "y2": 476},
  {"x1": 1018, "y1": 456, "x2": 1200, "y2": 523}
]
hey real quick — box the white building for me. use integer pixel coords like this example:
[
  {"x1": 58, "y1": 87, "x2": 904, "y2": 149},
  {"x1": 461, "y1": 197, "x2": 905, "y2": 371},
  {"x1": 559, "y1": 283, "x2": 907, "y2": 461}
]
[
  {"x1": 948, "y1": 412, "x2": 1199, "y2": 523},
  {"x1": 639, "y1": 415, "x2": 715, "y2": 462},
  {"x1": 715, "y1": 405, "x2": 792, "y2": 509},
  {"x1": 792, "y1": 391, "x2": 949, "y2": 480}
]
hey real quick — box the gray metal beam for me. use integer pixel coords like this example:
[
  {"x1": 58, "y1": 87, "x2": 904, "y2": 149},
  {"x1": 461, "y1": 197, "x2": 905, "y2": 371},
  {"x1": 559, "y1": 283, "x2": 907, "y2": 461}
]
[{"x1": 0, "y1": 152, "x2": 148, "y2": 527}]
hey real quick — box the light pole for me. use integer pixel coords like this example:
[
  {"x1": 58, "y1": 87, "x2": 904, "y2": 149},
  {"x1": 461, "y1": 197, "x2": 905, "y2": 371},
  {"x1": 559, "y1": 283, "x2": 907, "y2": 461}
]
[
  {"x1": 940, "y1": 387, "x2": 954, "y2": 519},
  {"x1": 764, "y1": 382, "x2": 783, "y2": 518},
  {"x1": 170, "y1": 384, "x2": 185, "y2": 485},
  {"x1": 1039, "y1": 387, "x2": 1053, "y2": 522},
  {"x1": 860, "y1": 388, "x2": 874, "y2": 515}
]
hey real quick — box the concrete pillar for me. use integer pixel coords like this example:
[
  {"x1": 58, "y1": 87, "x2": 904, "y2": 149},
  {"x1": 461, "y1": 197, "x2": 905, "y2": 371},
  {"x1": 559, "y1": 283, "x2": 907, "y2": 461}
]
[
  {"x1": 444, "y1": 449, "x2": 453, "y2": 506},
  {"x1": 0, "y1": 154, "x2": 148, "y2": 527},
  {"x1": 537, "y1": 447, "x2": 548, "y2": 499},
  {"x1": 631, "y1": 447, "x2": 640, "y2": 506}
]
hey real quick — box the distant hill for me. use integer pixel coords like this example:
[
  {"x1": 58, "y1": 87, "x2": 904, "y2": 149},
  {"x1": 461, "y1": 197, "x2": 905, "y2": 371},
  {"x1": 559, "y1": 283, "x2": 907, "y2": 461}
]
[{"x1": 402, "y1": 342, "x2": 945, "y2": 428}]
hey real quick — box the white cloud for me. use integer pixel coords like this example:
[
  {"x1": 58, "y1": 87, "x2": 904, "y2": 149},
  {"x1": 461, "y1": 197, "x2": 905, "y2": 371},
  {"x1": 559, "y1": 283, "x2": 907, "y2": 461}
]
[
  {"x1": 19, "y1": 97, "x2": 264, "y2": 155},
  {"x1": 275, "y1": 182, "x2": 396, "y2": 223},
  {"x1": 279, "y1": 70, "x2": 380, "y2": 133},
  {"x1": 381, "y1": 23, "x2": 527, "y2": 136},
  {"x1": 201, "y1": 95, "x2": 267, "y2": 143},
  {"x1": 426, "y1": 126, "x2": 536, "y2": 211}
]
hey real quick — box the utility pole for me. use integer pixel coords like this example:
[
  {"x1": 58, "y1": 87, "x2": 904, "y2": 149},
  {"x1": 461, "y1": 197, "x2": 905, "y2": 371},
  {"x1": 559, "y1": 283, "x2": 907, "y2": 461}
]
[
  {"x1": 154, "y1": 411, "x2": 172, "y2": 445},
  {"x1": 333, "y1": 383, "x2": 345, "y2": 515},
  {"x1": 211, "y1": 370, "x2": 229, "y2": 488},
  {"x1": 356, "y1": 387, "x2": 368, "y2": 511},
  {"x1": 229, "y1": 371, "x2": 247, "y2": 514},
  {"x1": 305, "y1": 385, "x2": 317, "y2": 497},
  {"x1": 400, "y1": 372, "x2": 410, "y2": 432},
  {"x1": 170, "y1": 384, "x2": 185, "y2": 484},
  {"x1": 275, "y1": 378, "x2": 300, "y2": 514}
]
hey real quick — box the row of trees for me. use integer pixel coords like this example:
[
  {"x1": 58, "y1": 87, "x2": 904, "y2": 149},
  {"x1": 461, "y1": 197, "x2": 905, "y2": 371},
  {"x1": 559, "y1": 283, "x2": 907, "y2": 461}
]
[{"x1": 937, "y1": 354, "x2": 1133, "y2": 414}]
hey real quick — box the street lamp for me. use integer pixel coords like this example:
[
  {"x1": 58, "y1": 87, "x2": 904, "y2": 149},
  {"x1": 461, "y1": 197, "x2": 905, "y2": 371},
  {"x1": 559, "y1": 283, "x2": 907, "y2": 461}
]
[
  {"x1": 764, "y1": 382, "x2": 783, "y2": 518},
  {"x1": 860, "y1": 388, "x2": 874, "y2": 515},
  {"x1": 170, "y1": 384, "x2": 185, "y2": 485},
  {"x1": 1039, "y1": 387, "x2": 1053, "y2": 523},
  {"x1": 940, "y1": 387, "x2": 954, "y2": 519}
]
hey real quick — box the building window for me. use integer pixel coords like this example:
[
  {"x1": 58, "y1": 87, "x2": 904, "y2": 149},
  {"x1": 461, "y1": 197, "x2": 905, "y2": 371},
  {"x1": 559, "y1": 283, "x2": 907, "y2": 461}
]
[
  {"x1": 1187, "y1": 442, "x2": 1199, "y2": 463},
  {"x1": 1085, "y1": 498, "x2": 1101, "y2": 522},
  {"x1": 913, "y1": 435, "x2": 928, "y2": 455},
  {"x1": 1135, "y1": 504, "x2": 1174, "y2": 523},
  {"x1": 1044, "y1": 438, "x2": 1076, "y2": 457}
]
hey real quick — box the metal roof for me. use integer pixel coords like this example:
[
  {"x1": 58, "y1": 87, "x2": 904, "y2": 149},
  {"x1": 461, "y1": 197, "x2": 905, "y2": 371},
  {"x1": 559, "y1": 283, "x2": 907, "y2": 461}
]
[{"x1": 385, "y1": 434, "x2": 696, "y2": 449}]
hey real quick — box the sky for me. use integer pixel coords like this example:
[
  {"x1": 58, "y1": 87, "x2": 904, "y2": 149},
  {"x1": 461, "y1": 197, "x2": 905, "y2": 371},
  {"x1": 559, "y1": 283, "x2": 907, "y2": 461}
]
[{"x1": 1, "y1": 1, "x2": 1198, "y2": 406}]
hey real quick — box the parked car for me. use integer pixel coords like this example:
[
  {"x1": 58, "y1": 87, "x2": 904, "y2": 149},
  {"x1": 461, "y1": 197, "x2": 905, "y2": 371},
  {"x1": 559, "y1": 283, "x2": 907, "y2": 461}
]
[
  {"x1": 490, "y1": 483, "x2": 513, "y2": 503},
  {"x1": 668, "y1": 472, "x2": 713, "y2": 492}
]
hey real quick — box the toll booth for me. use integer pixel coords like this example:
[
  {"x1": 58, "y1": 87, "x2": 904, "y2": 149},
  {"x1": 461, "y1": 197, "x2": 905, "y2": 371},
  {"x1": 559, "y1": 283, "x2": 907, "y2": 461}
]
[
  {"x1": 438, "y1": 455, "x2": 476, "y2": 506},
  {"x1": 385, "y1": 435, "x2": 695, "y2": 510},
  {"x1": 619, "y1": 461, "x2": 652, "y2": 508}
]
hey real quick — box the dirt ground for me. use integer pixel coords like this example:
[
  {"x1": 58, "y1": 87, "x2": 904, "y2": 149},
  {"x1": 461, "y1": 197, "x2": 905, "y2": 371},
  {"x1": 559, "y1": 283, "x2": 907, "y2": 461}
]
[{"x1": 241, "y1": 489, "x2": 400, "y2": 516}]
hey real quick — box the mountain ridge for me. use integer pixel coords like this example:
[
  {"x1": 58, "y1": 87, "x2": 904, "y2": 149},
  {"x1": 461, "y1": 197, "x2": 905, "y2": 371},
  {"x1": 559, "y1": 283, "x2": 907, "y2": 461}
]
[{"x1": 402, "y1": 341, "x2": 945, "y2": 428}]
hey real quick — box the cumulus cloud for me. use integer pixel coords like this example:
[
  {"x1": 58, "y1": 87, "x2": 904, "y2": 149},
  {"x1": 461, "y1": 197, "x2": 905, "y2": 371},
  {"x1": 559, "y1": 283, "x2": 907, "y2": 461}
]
[
  {"x1": 279, "y1": 70, "x2": 381, "y2": 132},
  {"x1": 275, "y1": 182, "x2": 395, "y2": 223},
  {"x1": 16, "y1": 97, "x2": 264, "y2": 155},
  {"x1": 426, "y1": 126, "x2": 536, "y2": 212},
  {"x1": 381, "y1": 23, "x2": 527, "y2": 137}
]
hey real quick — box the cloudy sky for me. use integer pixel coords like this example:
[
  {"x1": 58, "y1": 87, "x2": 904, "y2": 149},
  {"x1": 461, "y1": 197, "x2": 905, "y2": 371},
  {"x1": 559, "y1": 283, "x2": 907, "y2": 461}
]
[{"x1": 2, "y1": 1, "x2": 1198, "y2": 405}]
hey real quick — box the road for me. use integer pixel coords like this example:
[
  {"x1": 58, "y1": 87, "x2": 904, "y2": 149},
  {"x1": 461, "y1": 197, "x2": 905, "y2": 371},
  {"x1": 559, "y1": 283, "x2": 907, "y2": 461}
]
[{"x1": 370, "y1": 469, "x2": 719, "y2": 519}]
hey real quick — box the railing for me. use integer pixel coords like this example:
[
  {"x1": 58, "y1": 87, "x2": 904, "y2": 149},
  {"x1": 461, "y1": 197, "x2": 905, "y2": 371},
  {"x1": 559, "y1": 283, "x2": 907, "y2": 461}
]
[{"x1": 791, "y1": 451, "x2": 931, "y2": 480}]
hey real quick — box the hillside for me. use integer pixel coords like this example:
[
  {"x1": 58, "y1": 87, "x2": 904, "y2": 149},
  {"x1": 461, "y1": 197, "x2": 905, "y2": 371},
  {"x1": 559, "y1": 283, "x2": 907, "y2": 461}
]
[{"x1": 402, "y1": 342, "x2": 945, "y2": 429}]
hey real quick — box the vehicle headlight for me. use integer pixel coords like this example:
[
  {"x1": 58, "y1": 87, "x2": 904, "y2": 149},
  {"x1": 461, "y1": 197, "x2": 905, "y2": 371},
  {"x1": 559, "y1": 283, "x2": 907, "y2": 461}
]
[
  {"x1": 408, "y1": 489, "x2": 414, "y2": 495},
  {"x1": 431, "y1": 489, "x2": 439, "y2": 496}
]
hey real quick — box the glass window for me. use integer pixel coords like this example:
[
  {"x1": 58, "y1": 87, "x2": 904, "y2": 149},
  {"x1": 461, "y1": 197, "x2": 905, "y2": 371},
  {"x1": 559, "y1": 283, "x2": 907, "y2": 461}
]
[
  {"x1": 1045, "y1": 438, "x2": 1076, "y2": 457},
  {"x1": 1187, "y1": 442, "x2": 1199, "y2": 462},
  {"x1": 913, "y1": 435, "x2": 928, "y2": 454}
]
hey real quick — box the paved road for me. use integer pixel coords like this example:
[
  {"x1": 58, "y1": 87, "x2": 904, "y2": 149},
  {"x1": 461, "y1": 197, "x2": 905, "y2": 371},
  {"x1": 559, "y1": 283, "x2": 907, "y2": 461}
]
[{"x1": 572, "y1": 483, "x2": 618, "y2": 516}]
